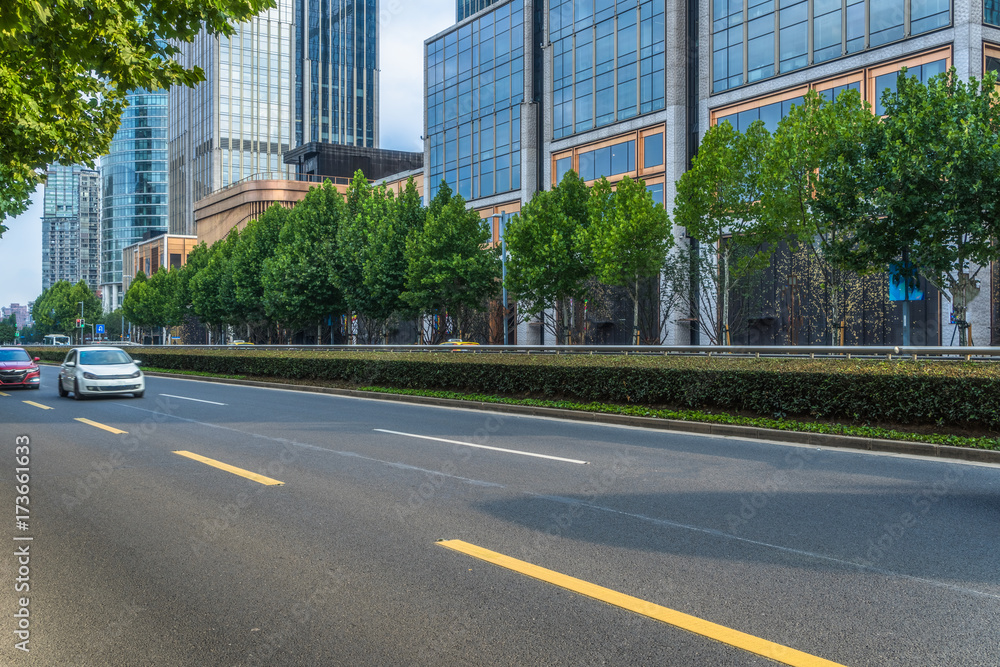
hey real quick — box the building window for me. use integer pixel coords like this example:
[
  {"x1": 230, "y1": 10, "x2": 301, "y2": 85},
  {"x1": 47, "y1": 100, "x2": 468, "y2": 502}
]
[
  {"x1": 646, "y1": 182, "x2": 664, "y2": 206},
  {"x1": 578, "y1": 139, "x2": 635, "y2": 181},
  {"x1": 643, "y1": 132, "x2": 664, "y2": 168},
  {"x1": 874, "y1": 59, "x2": 947, "y2": 114},
  {"x1": 713, "y1": 0, "x2": 952, "y2": 93},
  {"x1": 551, "y1": 0, "x2": 665, "y2": 138},
  {"x1": 556, "y1": 156, "x2": 573, "y2": 183},
  {"x1": 989, "y1": 0, "x2": 1000, "y2": 26}
]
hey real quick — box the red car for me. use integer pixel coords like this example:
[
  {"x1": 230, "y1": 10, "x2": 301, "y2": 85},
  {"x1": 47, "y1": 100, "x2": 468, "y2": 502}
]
[{"x1": 0, "y1": 347, "x2": 41, "y2": 390}]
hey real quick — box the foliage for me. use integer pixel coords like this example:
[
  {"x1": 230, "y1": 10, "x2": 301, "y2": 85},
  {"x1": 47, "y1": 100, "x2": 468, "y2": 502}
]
[
  {"x1": 504, "y1": 170, "x2": 593, "y2": 344},
  {"x1": 191, "y1": 229, "x2": 240, "y2": 327},
  {"x1": 673, "y1": 121, "x2": 774, "y2": 344},
  {"x1": 361, "y1": 177, "x2": 426, "y2": 330},
  {"x1": 587, "y1": 176, "x2": 674, "y2": 344},
  {"x1": 230, "y1": 203, "x2": 289, "y2": 338},
  {"x1": 29, "y1": 346, "x2": 1000, "y2": 434},
  {"x1": 262, "y1": 181, "x2": 347, "y2": 328},
  {"x1": 0, "y1": 313, "x2": 16, "y2": 343},
  {"x1": 823, "y1": 68, "x2": 1000, "y2": 346},
  {"x1": 402, "y1": 182, "x2": 501, "y2": 342},
  {"x1": 0, "y1": 0, "x2": 275, "y2": 233},
  {"x1": 764, "y1": 88, "x2": 877, "y2": 344},
  {"x1": 31, "y1": 280, "x2": 101, "y2": 335}
]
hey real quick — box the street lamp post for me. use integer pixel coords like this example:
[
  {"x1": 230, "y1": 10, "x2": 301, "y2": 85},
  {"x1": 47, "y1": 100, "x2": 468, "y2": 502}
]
[{"x1": 78, "y1": 301, "x2": 84, "y2": 346}]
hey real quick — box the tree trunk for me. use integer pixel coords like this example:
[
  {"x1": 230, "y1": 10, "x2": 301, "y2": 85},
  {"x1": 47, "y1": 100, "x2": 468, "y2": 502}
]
[
  {"x1": 633, "y1": 278, "x2": 640, "y2": 346},
  {"x1": 721, "y1": 251, "x2": 730, "y2": 346}
]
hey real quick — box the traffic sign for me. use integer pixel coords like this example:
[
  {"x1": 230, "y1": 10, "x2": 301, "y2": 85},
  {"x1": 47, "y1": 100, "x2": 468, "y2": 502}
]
[{"x1": 96, "y1": 324, "x2": 105, "y2": 334}]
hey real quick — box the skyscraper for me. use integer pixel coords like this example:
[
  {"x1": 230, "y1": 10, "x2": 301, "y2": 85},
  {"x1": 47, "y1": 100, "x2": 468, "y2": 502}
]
[
  {"x1": 100, "y1": 89, "x2": 170, "y2": 311},
  {"x1": 41, "y1": 164, "x2": 101, "y2": 292},
  {"x1": 168, "y1": 0, "x2": 295, "y2": 236},
  {"x1": 294, "y1": 0, "x2": 379, "y2": 148},
  {"x1": 457, "y1": 0, "x2": 501, "y2": 21}
]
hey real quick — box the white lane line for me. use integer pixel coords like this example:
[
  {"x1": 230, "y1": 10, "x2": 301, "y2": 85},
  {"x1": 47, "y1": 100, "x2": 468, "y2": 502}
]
[
  {"x1": 374, "y1": 429, "x2": 589, "y2": 465},
  {"x1": 159, "y1": 393, "x2": 227, "y2": 406}
]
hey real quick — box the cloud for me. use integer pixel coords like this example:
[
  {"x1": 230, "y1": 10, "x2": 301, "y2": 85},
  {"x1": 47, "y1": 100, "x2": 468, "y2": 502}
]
[{"x1": 379, "y1": 1, "x2": 454, "y2": 152}]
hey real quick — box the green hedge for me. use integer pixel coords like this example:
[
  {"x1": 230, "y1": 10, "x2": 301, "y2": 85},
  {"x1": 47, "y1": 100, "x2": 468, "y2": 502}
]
[{"x1": 28, "y1": 347, "x2": 1000, "y2": 431}]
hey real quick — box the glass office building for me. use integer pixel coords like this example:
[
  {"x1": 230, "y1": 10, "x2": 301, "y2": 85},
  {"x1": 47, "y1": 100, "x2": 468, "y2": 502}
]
[
  {"x1": 99, "y1": 89, "x2": 169, "y2": 309},
  {"x1": 168, "y1": 0, "x2": 294, "y2": 236},
  {"x1": 425, "y1": 0, "x2": 529, "y2": 201},
  {"x1": 711, "y1": 0, "x2": 951, "y2": 93},
  {"x1": 41, "y1": 164, "x2": 101, "y2": 292},
  {"x1": 458, "y1": 0, "x2": 502, "y2": 21},
  {"x1": 294, "y1": 0, "x2": 379, "y2": 148},
  {"x1": 550, "y1": 0, "x2": 666, "y2": 139}
]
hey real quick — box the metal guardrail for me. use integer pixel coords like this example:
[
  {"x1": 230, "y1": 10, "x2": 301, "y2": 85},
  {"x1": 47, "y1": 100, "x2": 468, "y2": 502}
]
[{"x1": 44, "y1": 343, "x2": 1000, "y2": 360}]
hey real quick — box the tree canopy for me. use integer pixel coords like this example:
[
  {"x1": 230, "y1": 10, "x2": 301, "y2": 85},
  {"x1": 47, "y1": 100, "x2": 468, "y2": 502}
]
[{"x1": 0, "y1": 0, "x2": 274, "y2": 234}]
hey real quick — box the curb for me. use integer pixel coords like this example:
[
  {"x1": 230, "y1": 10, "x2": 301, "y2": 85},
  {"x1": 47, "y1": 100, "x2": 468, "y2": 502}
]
[{"x1": 141, "y1": 370, "x2": 1000, "y2": 466}]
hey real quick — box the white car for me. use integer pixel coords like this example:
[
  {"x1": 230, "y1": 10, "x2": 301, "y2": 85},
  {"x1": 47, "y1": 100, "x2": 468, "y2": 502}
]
[{"x1": 58, "y1": 347, "x2": 145, "y2": 400}]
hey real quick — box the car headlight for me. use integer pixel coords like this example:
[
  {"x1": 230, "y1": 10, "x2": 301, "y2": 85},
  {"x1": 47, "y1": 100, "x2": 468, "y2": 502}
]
[
  {"x1": 130, "y1": 370, "x2": 142, "y2": 378},
  {"x1": 83, "y1": 372, "x2": 98, "y2": 379}
]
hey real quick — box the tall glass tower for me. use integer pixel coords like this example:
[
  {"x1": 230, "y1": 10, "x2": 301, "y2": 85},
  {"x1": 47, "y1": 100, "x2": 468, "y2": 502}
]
[
  {"x1": 41, "y1": 164, "x2": 101, "y2": 292},
  {"x1": 168, "y1": 0, "x2": 295, "y2": 236},
  {"x1": 100, "y1": 89, "x2": 169, "y2": 311},
  {"x1": 293, "y1": 0, "x2": 379, "y2": 147},
  {"x1": 457, "y1": 0, "x2": 500, "y2": 21}
]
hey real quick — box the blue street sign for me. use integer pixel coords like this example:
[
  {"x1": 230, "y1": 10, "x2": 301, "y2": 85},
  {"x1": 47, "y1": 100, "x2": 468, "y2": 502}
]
[{"x1": 96, "y1": 324, "x2": 105, "y2": 334}]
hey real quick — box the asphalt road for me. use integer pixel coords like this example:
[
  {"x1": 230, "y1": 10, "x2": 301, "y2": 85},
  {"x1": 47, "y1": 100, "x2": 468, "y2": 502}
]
[{"x1": 1, "y1": 365, "x2": 998, "y2": 666}]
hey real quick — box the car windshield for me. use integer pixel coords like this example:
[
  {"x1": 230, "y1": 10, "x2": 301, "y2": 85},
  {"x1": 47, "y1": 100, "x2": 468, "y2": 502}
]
[
  {"x1": 79, "y1": 350, "x2": 133, "y2": 365},
  {"x1": 0, "y1": 350, "x2": 30, "y2": 362}
]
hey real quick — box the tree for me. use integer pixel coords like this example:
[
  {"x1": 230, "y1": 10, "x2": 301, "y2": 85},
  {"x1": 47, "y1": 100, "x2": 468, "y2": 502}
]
[
  {"x1": 122, "y1": 272, "x2": 153, "y2": 341},
  {"x1": 826, "y1": 69, "x2": 1000, "y2": 346},
  {"x1": 764, "y1": 88, "x2": 877, "y2": 344},
  {"x1": 402, "y1": 182, "x2": 501, "y2": 343},
  {"x1": 335, "y1": 172, "x2": 393, "y2": 341},
  {"x1": 0, "y1": 0, "x2": 274, "y2": 234},
  {"x1": 0, "y1": 313, "x2": 16, "y2": 344},
  {"x1": 262, "y1": 181, "x2": 347, "y2": 338},
  {"x1": 586, "y1": 176, "x2": 674, "y2": 345},
  {"x1": 191, "y1": 230, "x2": 240, "y2": 337},
  {"x1": 31, "y1": 280, "x2": 101, "y2": 337},
  {"x1": 231, "y1": 203, "x2": 288, "y2": 341},
  {"x1": 361, "y1": 177, "x2": 426, "y2": 337},
  {"x1": 674, "y1": 120, "x2": 774, "y2": 345},
  {"x1": 504, "y1": 170, "x2": 593, "y2": 344}
]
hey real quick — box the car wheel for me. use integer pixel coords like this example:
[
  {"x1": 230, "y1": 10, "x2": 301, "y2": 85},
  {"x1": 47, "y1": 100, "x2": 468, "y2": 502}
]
[
  {"x1": 73, "y1": 378, "x2": 84, "y2": 400},
  {"x1": 58, "y1": 378, "x2": 68, "y2": 397},
  {"x1": 133, "y1": 391, "x2": 144, "y2": 398}
]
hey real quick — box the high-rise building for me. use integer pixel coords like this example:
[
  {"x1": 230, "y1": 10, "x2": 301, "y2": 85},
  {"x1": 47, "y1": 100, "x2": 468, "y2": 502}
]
[
  {"x1": 41, "y1": 164, "x2": 101, "y2": 292},
  {"x1": 168, "y1": 0, "x2": 295, "y2": 236},
  {"x1": 424, "y1": 0, "x2": 1000, "y2": 346},
  {"x1": 100, "y1": 89, "x2": 170, "y2": 311},
  {"x1": 294, "y1": 0, "x2": 379, "y2": 148},
  {"x1": 457, "y1": 0, "x2": 501, "y2": 21}
]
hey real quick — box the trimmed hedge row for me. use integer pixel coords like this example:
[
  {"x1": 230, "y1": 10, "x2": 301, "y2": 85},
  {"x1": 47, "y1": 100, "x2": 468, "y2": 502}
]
[{"x1": 29, "y1": 347, "x2": 1000, "y2": 431}]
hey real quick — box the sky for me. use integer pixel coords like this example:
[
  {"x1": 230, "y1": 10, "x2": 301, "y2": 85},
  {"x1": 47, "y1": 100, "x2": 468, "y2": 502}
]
[{"x1": 0, "y1": 0, "x2": 455, "y2": 311}]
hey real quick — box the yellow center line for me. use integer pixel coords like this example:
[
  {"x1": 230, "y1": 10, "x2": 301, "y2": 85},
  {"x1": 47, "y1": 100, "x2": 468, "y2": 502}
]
[
  {"x1": 75, "y1": 418, "x2": 128, "y2": 434},
  {"x1": 23, "y1": 400, "x2": 53, "y2": 410},
  {"x1": 437, "y1": 540, "x2": 847, "y2": 667},
  {"x1": 0, "y1": 391, "x2": 10, "y2": 396},
  {"x1": 173, "y1": 451, "x2": 284, "y2": 486}
]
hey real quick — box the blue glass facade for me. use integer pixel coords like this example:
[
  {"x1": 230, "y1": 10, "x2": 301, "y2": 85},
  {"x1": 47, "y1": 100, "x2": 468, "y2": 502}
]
[
  {"x1": 458, "y1": 0, "x2": 502, "y2": 21},
  {"x1": 101, "y1": 90, "x2": 169, "y2": 292},
  {"x1": 294, "y1": 0, "x2": 378, "y2": 147},
  {"x1": 712, "y1": 0, "x2": 950, "y2": 93},
  {"x1": 426, "y1": 0, "x2": 526, "y2": 200},
  {"x1": 550, "y1": 0, "x2": 666, "y2": 139},
  {"x1": 986, "y1": 0, "x2": 1000, "y2": 25}
]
